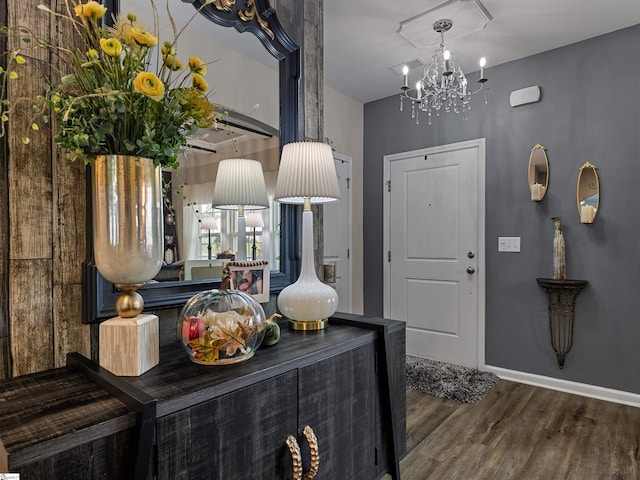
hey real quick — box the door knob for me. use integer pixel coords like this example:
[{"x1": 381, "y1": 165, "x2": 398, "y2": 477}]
[
  {"x1": 466, "y1": 267, "x2": 475, "y2": 274},
  {"x1": 467, "y1": 251, "x2": 475, "y2": 258}
]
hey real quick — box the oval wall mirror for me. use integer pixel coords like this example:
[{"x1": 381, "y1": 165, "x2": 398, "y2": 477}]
[
  {"x1": 528, "y1": 143, "x2": 549, "y2": 202},
  {"x1": 85, "y1": 0, "x2": 301, "y2": 322},
  {"x1": 577, "y1": 162, "x2": 599, "y2": 224}
]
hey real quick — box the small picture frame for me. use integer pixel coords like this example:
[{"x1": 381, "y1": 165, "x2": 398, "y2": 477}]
[{"x1": 227, "y1": 261, "x2": 270, "y2": 303}]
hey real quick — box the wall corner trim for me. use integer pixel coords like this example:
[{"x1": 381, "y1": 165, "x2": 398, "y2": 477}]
[{"x1": 484, "y1": 365, "x2": 640, "y2": 408}]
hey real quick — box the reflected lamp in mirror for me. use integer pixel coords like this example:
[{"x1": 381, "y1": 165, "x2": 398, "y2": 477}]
[
  {"x1": 528, "y1": 143, "x2": 549, "y2": 201},
  {"x1": 275, "y1": 142, "x2": 341, "y2": 331},
  {"x1": 577, "y1": 162, "x2": 599, "y2": 224},
  {"x1": 212, "y1": 159, "x2": 269, "y2": 261},
  {"x1": 200, "y1": 216, "x2": 218, "y2": 260},
  {"x1": 245, "y1": 212, "x2": 265, "y2": 261}
]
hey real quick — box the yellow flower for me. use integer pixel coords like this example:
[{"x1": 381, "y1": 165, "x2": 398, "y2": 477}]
[
  {"x1": 14, "y1": 55, "x2": 25, "y2": 64},
  {"x1": 164, "y1": 55, "x2": 184, "y2": 71},
  {"x1": 161, "y1": 41, "x2": 175, "y2": 57},
  {"x1": 189, "y1": 56, "x2": 206, "y2": 75},
  {"x1": 192, "y1": 74, "x2": 208, "y2": 92},
  {"x1": 133, "y1": 72, "x2": 165, "y2": 101},
  {"x1": 109, "y1": 21, "x2": 135, "y2": 45},
  {"x1": 87, "y1": 49, "x2": 99, "y2": 60},
  {"x1": 130, "y1": 27, "x2": 158, "y2": 47},
  {"x1": 74, "y1": 1, "x2": 107, "y2": 20},
  {"x1": 99, "y1": 38, "x2": 122, "y2": 57}
]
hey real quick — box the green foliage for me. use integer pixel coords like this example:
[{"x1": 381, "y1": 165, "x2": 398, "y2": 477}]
[{"x1": 0, "y1": 0, "x2": 219, "y2": 168}]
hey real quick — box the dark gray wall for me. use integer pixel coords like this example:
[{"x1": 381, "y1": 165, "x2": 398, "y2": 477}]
[{"x1": 363, "y1": 25, "x2": 640, "y2": 393}]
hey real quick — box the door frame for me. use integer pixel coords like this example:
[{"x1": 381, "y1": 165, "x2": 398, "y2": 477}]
[
  {"x1": 329, "y1": 152, "x2": 353, "y2": 313},
  {"x1": 382, "y1": 138, "x2": 487, "y2": 368}
]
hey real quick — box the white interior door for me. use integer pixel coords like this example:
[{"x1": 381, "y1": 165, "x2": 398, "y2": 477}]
[
  {"x1": 324, "y1": 153, "x2": 352, "y2": 313},
  {"x1": 383, "y1": 139, "x2": 485, "y2": 368}
]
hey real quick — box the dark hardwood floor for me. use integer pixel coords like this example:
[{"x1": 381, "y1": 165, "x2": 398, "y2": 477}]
[{"x1": 385, "y1": 380, "x2": 640, "y2": 480}]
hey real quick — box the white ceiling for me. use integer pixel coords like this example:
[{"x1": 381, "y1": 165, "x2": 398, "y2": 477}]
[
  {"x1": 159, "y1": 0, "x2": 640, "y2": 105},
  {"x1": 323, "y1": 0, "x2": 640, "y2": 104}
]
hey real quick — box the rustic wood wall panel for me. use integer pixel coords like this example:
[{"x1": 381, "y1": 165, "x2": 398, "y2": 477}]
[
  {"x1": 53, "y1": 124, "x2": 91, "y2": 367},
  {"x1": 8, "y1": 1, "x2": 55, "y2": 376},
  {"x1": 303, "y1": 0, "x2": 323, "y2": 141},
  {"x1": 53, "y1": 284, "x2": 89, "y2": 367},
  {"x1": 8, "y1": 1, "x2": 53, "y2": 261},
  {"x1": 5, "y1": 0, "x2": 90, "y2": 376},
  {"x1": 8, "y1": 259, "x2": 54, "y2": 375},
  {"x1": 51, "y1": 0, "x2": 90, "y2": 366},
  {"x1": 0, "y1": 0, "x2": 9, "y2": 380}
]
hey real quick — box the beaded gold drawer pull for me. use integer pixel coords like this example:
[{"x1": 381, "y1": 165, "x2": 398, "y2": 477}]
[
  {"x1": 286, "y1": 434, "x2": 304, "y2": 480},
  {"x1": 302, "y1": 425, "x2": 320, "y2": 480}
]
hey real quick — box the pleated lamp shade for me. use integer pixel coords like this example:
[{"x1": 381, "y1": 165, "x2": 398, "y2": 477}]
[
  {"x1": 245, "y1": 212, "x2": 265, "y2": 228},
  {"x1": 275, "y1": 142, "x2": 341, "y2": 204},
  {"x1": 200, "y1": 216, "x2": 217, "y2": 230},
  {"x1": 212, "y1": 159, "x2": 269, "y2": 210}
]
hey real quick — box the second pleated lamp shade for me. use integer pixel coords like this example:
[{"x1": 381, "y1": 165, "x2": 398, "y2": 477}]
[{"x1": 211, "y1": 158, "x2": 269, "y2": 210}]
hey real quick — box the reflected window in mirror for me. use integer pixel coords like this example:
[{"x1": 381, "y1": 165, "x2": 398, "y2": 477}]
[
  {"x1": 158, "y1": 159, "x2": 281, "y2": 282},
  {"x1": 188, "y1": 202, "x2": 279, "y2": 266},
  {"x1": 577, "y1": 162, "x2": 599, "y2": 224},
  {"x1": 528, "y1": 143, "x2": 549, "y2": 202}
]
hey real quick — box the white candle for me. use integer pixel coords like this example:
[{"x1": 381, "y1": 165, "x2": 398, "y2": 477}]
[
  {"x1": 580, "y1": 205, "x2": 595, "y2": 223},
  {"x1": 415, "y1": 80, "x2": 422, "y2": 100},
  {"x1": 402, "y1": 65, "x2": 409, "y2": 89},
  {"x1": 479, "y1": 57, "x2": 486, "y2": 80},
  {"x1": 531, "y1": 183, "x2": 545, "y2": 201},
  {"x1": 444, "y1": 50, "x2": 451, "y2": 73}
]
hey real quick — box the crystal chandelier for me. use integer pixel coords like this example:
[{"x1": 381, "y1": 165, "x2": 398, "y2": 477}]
[{"x1": 400, "y1": 19, "x2": 488, "y2": 125}]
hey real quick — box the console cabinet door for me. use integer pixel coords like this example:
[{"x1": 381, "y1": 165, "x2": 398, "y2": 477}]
[
  {"x1": 156, "y1": 370, "x2": 298, "y2": 480},
  {"x1": 297, "y1": 342, "x2": 377, "y2": 480}
]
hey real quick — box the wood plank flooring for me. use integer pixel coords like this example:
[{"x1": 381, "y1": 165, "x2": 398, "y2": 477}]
[{"x1": 384, "y1": 380, "x2": 640, "y2": 480}]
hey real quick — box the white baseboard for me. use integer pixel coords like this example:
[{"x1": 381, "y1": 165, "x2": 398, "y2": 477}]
[{"x1": 485, "y1": 365, "x2": 640, "y2": 408}]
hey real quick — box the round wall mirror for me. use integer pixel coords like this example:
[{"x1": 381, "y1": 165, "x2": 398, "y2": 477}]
[
  {"x1": 577, "y1": 162, "x2": 599, "y2": 224},
  {"x1": 528, "y1": 143, "x2": 549, "y2": 202}
]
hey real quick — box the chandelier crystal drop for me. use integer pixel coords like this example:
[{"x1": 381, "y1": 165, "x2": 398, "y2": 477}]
[{"x1": 400, "y1": 19, "x2": 488, "y2": 125}]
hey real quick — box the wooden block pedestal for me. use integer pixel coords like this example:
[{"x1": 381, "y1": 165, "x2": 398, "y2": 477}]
[{"x1": 99, "y1": 314, "x2": 159, "y2": 376}]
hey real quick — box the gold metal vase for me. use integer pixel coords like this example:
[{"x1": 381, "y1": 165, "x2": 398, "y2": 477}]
[{"x1": 92, "y1": 155, "x2": 163, "y2": 317}]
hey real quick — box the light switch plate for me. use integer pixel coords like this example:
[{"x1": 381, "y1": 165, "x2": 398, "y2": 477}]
[{"x1": 498, "y1": 236, "x2": 521, "y2": 252}]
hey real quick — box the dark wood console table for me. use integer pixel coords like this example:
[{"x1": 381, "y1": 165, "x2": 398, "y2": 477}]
[{"x1": 0, "y1": 313, "x2": 405, "y2": 480}]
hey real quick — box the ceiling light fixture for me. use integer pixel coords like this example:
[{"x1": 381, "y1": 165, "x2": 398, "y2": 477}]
[{"x1": 400, "y1": 19, "x2": 488, "y2": 125}]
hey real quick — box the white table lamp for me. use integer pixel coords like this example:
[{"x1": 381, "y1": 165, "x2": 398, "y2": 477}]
[
  {"x1": 200, "y1": 216, "x2": 217, "y2": 260},
  {"x1": 245, "y1": 212, "x2": 265, "y2": 260},
  {"x1": 275, "y1": 142, "x2": 340, "y2": 330},
  {"x1": 212, "y1": 159, "x2": 268, "y2": 261}
]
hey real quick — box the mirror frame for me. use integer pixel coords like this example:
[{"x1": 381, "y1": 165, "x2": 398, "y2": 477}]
[
  {"x1": 528, "y1": 143, "x2": 549, "y2": 202},
  {"x1": 84, "y1": 0, "x2": 301, "y2": 322},
  {"x1": 576, "y1": 161, "x2": 599, "y2": 224}
]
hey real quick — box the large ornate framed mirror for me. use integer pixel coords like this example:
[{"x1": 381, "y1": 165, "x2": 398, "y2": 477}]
[{"x1": 84, "y1": 0, "x2": 301, "y2": 322}]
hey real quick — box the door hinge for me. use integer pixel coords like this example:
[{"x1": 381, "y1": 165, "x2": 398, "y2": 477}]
[
  {"x1": 374, "y1": 446, "x2": 379, "y2": 466},
  {"x1": 388, "y1": 251, "x2": 391, "y2": 262},
  {"x1": 347, "y1": 248, "x2": 350, "y2": 259},
  {"x1": 386, "y1": 180, "x2": 391, "y2": 192},
  {"x1": 346, "y1": 177, "x2": 351, "y2": 189}
]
